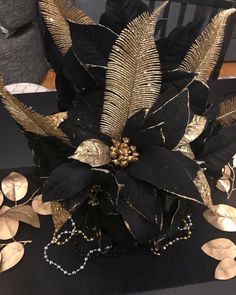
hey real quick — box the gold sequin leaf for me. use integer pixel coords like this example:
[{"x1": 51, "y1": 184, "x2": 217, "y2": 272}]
[
  {"x1": 0, "y1": 78, "x2": 70, "y2": 145},
  {"x1": 100, "y1": 2, "x2": 168, "y2": 140},
  {"x1": 39, "y1": 0, "x2": 95, "y2": 56},
  {"x1": 179, "y1": 9, "x2": 236, "y2": 83},
  {"x1": 217, "y1": 97, "x2": 236, "y2": 127}
]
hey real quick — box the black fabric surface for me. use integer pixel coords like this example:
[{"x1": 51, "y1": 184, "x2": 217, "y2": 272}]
[{"x1": 1, "y1": 79, "x2": 236, "y2": 295}]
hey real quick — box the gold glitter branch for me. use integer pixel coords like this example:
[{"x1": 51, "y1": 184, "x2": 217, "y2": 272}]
[
  {"x1": 100, "y1": 2, "x2": 168, "y2": 140},
  {"x1": 179, "y1": 9, "x2": 236, "y2": 83},
  {"x1": 0, "y1": 78, "x2": 70, "y2": 145},
  {"x1": 39, "y1": 0, "x2": 95, "y2": 56}
]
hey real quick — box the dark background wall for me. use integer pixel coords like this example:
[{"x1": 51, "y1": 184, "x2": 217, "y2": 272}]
[{"x1": 73, "y1": 0, "x2": 236, "y2": 61}]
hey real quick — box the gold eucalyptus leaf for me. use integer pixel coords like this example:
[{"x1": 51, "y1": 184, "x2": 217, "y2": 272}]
[
  {"x1": 4, "y1": 205, "x2": 40, "y2": 228},
  {"x1": 32, "y1": 195, "x2": 52, "y2": 216},
  {"x1": 1, "y1": 172, "x2": 28, "y2": 201},
  {"x1": 0, "y1": 190, "x2": 3, "y2": 207},
  {"x1": 0, "y1": 206, "x2": 19, "y2": 240},
  {"x1": 216, "y1": 179, "x2": 231, "y2": 193},
  {"x1": 203, "y1": 204, "x2": 236, "y2": 232},
  {"x1": 215, "y1": 258, "x2": 236, "y2": 280},
  {"x1": 201, "y1": 238, "x2": 236, "y2": 260},
  {"x1": 0, "y1": 242, "x2": 24, "y2": 273},
  {"x1": 233, "y1": 154, "x2": 236, "y2": 168},
  {"x1": 221, "y1": 165, "x2": 231, "y2": 180},
  {"x1": 70, "y1": 139, "x2": 111, "y2": 167}
]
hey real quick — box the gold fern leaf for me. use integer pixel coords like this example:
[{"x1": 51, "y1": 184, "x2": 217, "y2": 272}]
[
  {"x1": 100, "y1": 2, "x2": 167, "y2": 140},
  {"x1": 179, "y1": 8, "x2": 236, "y2": 82},
  {"x1": 0, "y1": 78, "x2": 70, "y2": 145},
  {"x1": 55, "y1": 0, "x2": 95, "y2": 24},
  {"x1": 39, "y1": 0, "x2": 95, "y2": 56},
  {"x1": 217, "y1": 97, "x2": 236, "y2": 127}
]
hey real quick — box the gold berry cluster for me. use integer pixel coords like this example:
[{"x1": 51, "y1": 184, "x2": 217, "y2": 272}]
[{"x1": 110, "y1": 137, "x2": 139, "y2": 168}]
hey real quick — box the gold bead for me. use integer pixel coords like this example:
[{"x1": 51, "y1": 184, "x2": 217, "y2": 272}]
[
  {"x1": 130, "y1": 145, "x2": 137, "y2": 152},
  {"x1": 120, "y1": 161, "x2": 128, "y2": 168},
  {"x1": 122, "y1": 137, "x2": 130, "y2": 144},
  {"x1": 112, "y1": 159, "x2": 120, "y2": 166},
  {"x1": 110, "y1": 152, "x2": 117, "y2": 159}
]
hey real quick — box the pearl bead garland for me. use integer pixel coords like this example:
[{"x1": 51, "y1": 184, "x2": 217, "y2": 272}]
[{"x1": 44, "y1": 216, "x2": 111, "y2": 276}]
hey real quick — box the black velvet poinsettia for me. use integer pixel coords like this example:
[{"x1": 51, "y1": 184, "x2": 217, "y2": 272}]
[{"x1": 1, "y1": 0, "x2": 235, "y2": 253}]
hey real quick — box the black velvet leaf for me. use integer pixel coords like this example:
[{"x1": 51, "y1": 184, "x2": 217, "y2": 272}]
[
  {"x1": 128, "y1": 146, "x2": 202, "y2": 204},
  {"x1": 156, "y1": 19, "x2": 204, "y2": 71},
  {"x1": 132, "y1": 89, "x2": 191, "y2": 152},
  {"x1": 92, "y1": 169, "x2": 119, "y2": 214},
  {"x1": 118, "y1": 197, "x2": 159, "y2": 243},
  {"x1": 43, "y1": 160, "x2": 93, "y2": 202},
  {"x1": 69, "y1": 22, "x2": 117, "y2": 67},
  {"x1": 26, "y1": 133, "x2": 73, "y2": 175},
  {"x1": 100, "y1": 0, "x2": 149, "y2": 34},
  {"x1": 55, "y1": 73, "x2": 79, "y2": 112},
  {"x1": 62, "y1": 49, "x2": 100, "y2": 89},
  {"x1": 161, "y1": 70, "x2": 195, "y2": 94},
  {"x1": 197, "y1": 126, "x2": 236, "y2": 178},
  {"x1": 116, "y1": 170, "x2": 160, "y2": 224},
  {"x1": 188, "y1": 80, "x2": 209, "y2": 115}
]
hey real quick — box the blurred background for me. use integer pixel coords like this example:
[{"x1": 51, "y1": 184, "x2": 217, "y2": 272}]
[{"x1": 0, "y1": 0, "x2": 235, "y2": 91}]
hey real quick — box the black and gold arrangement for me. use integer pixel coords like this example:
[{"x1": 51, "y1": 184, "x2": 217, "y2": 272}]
[{"x1": 1, "y1": 0, "x2": 236, "y2": 278}]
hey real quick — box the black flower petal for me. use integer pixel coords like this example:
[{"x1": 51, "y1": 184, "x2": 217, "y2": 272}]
[
  {"x1": 116, "y1": 170, "x2": 161, "y2": 224},
  {"x1": 129, "y1": 89, "x2": 191, "y2": 152},
  {"x1": 43, "y1": 160, "x2": 93, "y2": 202},
  {"x1": 188, "y1": 80, "x2": 209, "y2": 115},
  {"x1": 128, "y1": 146, "x2": 202, "y2": 204},
  {"x1": 118, "y1": 198, "x2": 159, "y2": 243}
]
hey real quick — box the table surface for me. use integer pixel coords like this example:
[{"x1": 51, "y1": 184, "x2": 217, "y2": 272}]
[{"x1": 1, "y1": 79, "x2": 236, "y2": 295}]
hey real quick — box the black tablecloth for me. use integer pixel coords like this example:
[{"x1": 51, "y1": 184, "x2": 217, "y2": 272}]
[{"x1": 1, "y1": 79, "x2": 236, "y2": 295}]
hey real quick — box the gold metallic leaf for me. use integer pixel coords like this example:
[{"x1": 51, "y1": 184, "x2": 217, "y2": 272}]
[
  {"x1": 176, "y1": 115, "x2": 207, "y2": 147},
  {"x1": 0, "y1": 79, "x2": 70, "y2": 145},
  {"x1": 174, "y1": 144, "x2": 195, "y2": 160},
  {"x1": 221, "y1": 165, "x2": 231, "y2": 180},
  {"x1": 1, "y1": 172, "x2": 28, "y2": 202},
  {"x1": 201, "y1": 238, "x2": 236, "y2": 260},
  {"x1": 194, "y1": 170, "x2": 213, "y2": 208},
  {"x1": 32, "y1": 194, "x2": 52, "y2": 216},
  {"x1": 51, "y1": 201, "x2": 70, "y2": 232},
  {"x1": 215, "y1": 258, "x2": 236, "y2": 280},
  {"x1": 100, "y1": 2, "x2": 168, "y2": 139},
  {"x1": 217, "y1": 97, "x2": 236, "y2": 127},
  {"x1": 4, "y1": 205, "x2": 40, "y2": 228},
  {"x1": 0, "y1": 206, "x2": 19, "y2": 240},
  {"x1": 203, "y1": 204, "x2": 236, "y2": 232},
  {"x1": 46, "y1": 112, "x2": 68, "y2": 128},
  {"x1": 216, "y1": 179, "x2": 231, "y2": 193},
  {"x1": 0, "y1": 242, "x2": 24, "y2": 273},
  {"x1": 233, "y1": 155, "x2": 236, "y2": 168},
  {"x1": 0, "y1": 190, "x2": 3, "y2": 207},
  {"x1": 70, "y1": 139, "x2": 111, "y2": 167},
  {"x1": 39, "y1": 0, "x2": 94, "y2": 56},
  {"x1": 179, "y1": 9, "x2": 236, "y2": 82}
]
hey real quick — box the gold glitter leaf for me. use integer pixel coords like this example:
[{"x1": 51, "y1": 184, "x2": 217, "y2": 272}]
[
  {"x1": 179, "y1": 9, "x2": 236, "y2": 82},
  {"x1": 100, "y1": 2, "x2": 168, "y2": 139},
  {"x1": 201, "y1": 238, "x2": 236, "y2": 261},
  {"x1": 217, "y1": 97, "x2": 236, "y2": 127},
  {"x1": 51, "y1": 201, "x2": 70, "y2": 232},
  {"x1": 194, "y1": 170, "x2": 213, "y2": 208},
  {"x1": 203, "y1": 204, "x2": 236, "y2": 232},
  {"x1": 70, "y1": 139, "x2": 111, "y2": 167},
  {"x1": 216, "y1": 179, "x2": 231, "y2": 193},
  {"x1": 215, "y1": 258, "x2": 236, "y2": 280},
  {"x1": 39, "y1": 0, "x2": 94, "y2": 56},
  {"x1": 0, "y1": 79, "x2": 70, "y2": 145},
  {"x1": 176, "y1": 115, "x2": 207, "y2": 147},
  {"x1": 0, "y1": 206, "x2": 19, "y2": 240},
  {"x1": 5, "y1": 205, "x2": 40, "y2": 228},
  {"x1": 0, "y1": 242, "x2": 24, "y2": 273},
  {"x1": 32, "y1": 195, "x2": 52, "y2": 216},
  {"x1": 1, "y1": 172, "x2": 28, "y2": 202}
]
